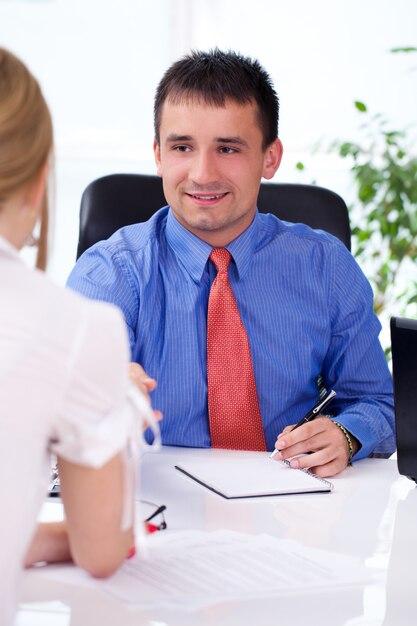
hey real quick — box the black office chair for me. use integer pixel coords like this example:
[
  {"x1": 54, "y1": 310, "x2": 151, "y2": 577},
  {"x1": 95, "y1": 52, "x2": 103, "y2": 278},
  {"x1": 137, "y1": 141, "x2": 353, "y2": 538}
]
[{"x1": 76, "y1": 173, "x2": 351, "y2": 259}]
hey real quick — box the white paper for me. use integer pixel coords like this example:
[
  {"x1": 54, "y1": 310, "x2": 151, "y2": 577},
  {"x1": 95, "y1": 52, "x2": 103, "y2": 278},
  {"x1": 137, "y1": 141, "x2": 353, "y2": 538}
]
[
  {"x1": 175, "y1": 455, "x2": 333, "y2": 498},
  {"x1": 30, "y1": 530, "x2": 371, "y2": 611}
]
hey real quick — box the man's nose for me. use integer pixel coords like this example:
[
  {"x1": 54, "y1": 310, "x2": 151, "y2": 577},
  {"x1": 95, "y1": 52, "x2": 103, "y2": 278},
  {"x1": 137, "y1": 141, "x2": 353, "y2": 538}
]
[{"x1": 188, "y1": 151, "x2": 220, "y2": 186}]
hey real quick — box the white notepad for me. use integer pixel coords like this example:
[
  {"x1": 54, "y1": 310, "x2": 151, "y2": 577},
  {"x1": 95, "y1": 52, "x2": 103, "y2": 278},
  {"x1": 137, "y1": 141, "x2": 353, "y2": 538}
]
[{"x1": 175, "y1": 455, "x2": 333, "y2": 499}]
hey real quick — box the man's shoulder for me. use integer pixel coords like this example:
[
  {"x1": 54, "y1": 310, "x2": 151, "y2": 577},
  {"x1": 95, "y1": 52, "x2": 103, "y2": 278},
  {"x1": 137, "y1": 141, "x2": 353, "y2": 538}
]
[
  {"x1": 67, "y1": 207, "x2": 169, "y2": 295},
  {"x1": 257, "y1": 211, "x2": 345, "y2": 252},
  {"x1": 81, "y1": 206, "x2": 169, "y2": 263}
]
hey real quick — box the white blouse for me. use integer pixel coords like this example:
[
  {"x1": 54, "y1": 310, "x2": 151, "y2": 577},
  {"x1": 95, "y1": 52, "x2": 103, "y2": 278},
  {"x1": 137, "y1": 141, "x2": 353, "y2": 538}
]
[{"x1": 0, "y1": 236, "x2": 150, "y2": 626}]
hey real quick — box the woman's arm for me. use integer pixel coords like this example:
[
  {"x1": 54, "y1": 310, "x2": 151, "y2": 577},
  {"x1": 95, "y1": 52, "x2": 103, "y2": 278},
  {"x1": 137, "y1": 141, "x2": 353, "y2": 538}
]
[{"x1": 25, "y1": 451, "x2": 134, "y2": 578}]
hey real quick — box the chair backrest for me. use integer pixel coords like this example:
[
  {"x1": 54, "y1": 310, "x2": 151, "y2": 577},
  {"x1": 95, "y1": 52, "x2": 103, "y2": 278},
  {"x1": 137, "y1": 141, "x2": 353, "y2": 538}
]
[{"x1": 76, "y1": 173, "x2": 351, "y2": 259}]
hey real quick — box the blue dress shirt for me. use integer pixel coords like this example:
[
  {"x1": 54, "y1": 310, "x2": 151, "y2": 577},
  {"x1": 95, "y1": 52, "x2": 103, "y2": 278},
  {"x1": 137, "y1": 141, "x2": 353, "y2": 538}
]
[{"x1": 67, "y1": 207, "x2": 395, "y2": 459}]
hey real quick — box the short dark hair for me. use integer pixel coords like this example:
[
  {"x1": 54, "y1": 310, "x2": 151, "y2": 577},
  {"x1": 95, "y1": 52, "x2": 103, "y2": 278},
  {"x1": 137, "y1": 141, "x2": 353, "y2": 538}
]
[{"x1": 154, "y1": 48, "x2": 279, "y2": 150}]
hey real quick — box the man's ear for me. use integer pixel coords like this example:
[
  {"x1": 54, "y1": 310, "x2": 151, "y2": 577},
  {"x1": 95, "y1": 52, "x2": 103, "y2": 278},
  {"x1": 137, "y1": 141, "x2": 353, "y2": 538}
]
[
  {"x1": 153, "y1": 138, "x2": 163, "y2": 177},
  {"x1": 262, "y1": 138, "x2": 283, "y2": 181}
]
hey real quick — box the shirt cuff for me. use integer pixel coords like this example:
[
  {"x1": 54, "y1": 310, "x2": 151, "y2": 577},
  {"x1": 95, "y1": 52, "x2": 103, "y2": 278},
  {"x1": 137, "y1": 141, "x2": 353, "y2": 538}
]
[{"x1": 331, "y1": 415, "x2": 376, "y2": 461}]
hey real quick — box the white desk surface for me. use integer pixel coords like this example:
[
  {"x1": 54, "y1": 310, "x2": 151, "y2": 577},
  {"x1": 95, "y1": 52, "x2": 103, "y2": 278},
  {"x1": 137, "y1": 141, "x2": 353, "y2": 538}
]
[{"x1": 15, "y1": 447, "x2": 417, "y2": 626}]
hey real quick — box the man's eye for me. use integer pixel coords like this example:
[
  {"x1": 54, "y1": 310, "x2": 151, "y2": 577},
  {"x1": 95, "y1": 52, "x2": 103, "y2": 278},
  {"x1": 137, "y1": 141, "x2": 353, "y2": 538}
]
[
  {"x1": 219, "y1": 146, "x2": 237, "y2": 154},
  {"x1": 174, "y1": 145, "x2": 190, "y2": 152}
]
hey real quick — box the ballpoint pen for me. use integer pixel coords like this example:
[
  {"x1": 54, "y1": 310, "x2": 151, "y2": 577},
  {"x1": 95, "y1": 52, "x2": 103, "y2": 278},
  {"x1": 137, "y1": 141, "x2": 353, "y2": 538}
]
[{"x1": 269, "y1": 389, "x2": 337, "y2": 458}]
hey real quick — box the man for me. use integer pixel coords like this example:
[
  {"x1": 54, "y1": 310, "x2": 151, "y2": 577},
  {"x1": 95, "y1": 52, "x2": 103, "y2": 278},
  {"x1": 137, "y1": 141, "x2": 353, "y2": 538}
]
[{"x1": 67, "y1": 49, "x2": 395, "y2": 477}]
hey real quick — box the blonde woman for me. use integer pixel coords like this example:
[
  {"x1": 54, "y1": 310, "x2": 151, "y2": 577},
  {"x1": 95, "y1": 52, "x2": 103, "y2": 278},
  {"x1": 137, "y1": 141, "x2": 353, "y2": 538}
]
[{"x1": 0, "y1": 48, "x2": 157, "y2": 626}]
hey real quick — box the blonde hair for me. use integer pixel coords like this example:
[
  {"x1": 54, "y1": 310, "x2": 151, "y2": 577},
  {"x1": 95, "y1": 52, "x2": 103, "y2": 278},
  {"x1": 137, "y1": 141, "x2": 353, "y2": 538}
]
[{"x1": 0, "y1": 48, "x2": 53, "y2": 270}]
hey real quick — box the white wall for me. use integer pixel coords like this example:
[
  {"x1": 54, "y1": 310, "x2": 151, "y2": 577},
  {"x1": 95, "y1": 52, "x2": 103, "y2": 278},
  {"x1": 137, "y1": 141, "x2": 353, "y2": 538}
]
[{"x1": 1, "y1": 0, "x2": 416, "y2": 285}]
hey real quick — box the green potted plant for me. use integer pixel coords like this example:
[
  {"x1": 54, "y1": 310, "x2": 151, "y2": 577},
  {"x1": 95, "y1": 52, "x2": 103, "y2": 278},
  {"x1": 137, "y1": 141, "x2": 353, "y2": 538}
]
[{"x1": 310, "y1": 48, "x2": 417, "y2": 355}]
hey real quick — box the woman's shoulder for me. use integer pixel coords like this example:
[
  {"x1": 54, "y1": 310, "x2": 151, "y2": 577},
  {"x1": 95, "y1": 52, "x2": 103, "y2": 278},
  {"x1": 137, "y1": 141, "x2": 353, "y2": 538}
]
[{"x1": 7, "y1": 262, "x2": 127, "y2": 353}]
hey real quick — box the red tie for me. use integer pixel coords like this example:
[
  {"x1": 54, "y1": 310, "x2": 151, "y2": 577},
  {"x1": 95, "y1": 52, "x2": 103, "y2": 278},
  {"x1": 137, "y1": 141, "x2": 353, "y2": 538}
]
[{"x1": 207, "y1": 248, "x2": 267, "y2": 451}]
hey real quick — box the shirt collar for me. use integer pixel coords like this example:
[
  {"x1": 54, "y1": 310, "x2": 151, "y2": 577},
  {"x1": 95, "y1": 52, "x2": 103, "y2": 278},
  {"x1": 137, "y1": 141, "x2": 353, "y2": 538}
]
[
  {"x1": 165, "y1": 210, "x2": 212, "y2": 283},
  {"x1": 165, "y1": 209, "x2": 260, "y2": 282},
  {"x1": 227, "y1": 212, "x2": 260, "y2": 279}
]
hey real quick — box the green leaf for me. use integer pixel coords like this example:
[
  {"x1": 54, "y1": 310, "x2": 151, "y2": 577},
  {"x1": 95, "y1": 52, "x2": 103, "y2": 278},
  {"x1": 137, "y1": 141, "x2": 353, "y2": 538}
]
[
  {"x1": 295, "y1": 162, "x2": 305, "y2": 171},
  {"x1": 390, "y1": 46, "x2": 417, "y2": 54},
  {"x1": 338, "y1": 142, "x2": 360, "y2": 158},
  {"x1": 354, "y1": 101, "x2": 367, "y2": 112},
  {"x1": 319, "y1": 54, "x2": 417, "y2": 356}
]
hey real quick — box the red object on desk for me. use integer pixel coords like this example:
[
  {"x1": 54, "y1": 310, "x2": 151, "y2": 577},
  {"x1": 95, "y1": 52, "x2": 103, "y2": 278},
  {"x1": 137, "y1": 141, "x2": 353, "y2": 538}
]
[
  {"x1": 127, "y1": 545, "x2": 136, "y2": 559},
  {"x1": 145, "y1": 522, "x2": 160, "y2": 534},
  {"x1": 126, "y1": 523, "x2": 160, "y2": 559}
]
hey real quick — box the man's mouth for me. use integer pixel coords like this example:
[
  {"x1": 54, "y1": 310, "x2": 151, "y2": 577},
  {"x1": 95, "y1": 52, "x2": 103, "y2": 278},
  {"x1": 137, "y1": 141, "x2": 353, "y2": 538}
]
[{"x1": 187, "y1": 193, "x2": 228, "y2": 201}]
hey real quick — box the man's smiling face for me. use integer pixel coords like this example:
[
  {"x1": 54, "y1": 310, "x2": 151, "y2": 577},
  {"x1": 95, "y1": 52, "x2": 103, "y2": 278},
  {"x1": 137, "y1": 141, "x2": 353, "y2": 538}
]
[{"x1": 154, "y1": 97, "x2": 282, "y2": 247}]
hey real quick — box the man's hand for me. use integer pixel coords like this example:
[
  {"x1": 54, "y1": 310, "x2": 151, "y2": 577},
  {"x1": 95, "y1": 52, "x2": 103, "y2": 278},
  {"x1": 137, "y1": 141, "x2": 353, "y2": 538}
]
[
  {"x1": 128, "y1": 362, "x2": 163, "y2": 424},
  {"x1": 271, "y1": 417, "x2": 359, "y2": 477},
  {"x1": 128, "y1": 362, "x2": 157, "y2": 395}
]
